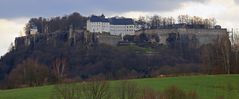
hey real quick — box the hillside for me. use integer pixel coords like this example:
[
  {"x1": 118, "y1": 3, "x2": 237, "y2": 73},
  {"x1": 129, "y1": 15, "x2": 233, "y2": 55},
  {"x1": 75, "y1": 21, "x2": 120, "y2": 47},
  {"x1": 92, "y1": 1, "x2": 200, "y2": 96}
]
[
  {"x1": 1, "y1": 12, "x2": 238, "y2": 89},
  {"x1": 0, "y1": 39, "x2": 204, "y2": 89},
  {"x1": 0, "y1": 75, "x2": 238, "y2": 99}
]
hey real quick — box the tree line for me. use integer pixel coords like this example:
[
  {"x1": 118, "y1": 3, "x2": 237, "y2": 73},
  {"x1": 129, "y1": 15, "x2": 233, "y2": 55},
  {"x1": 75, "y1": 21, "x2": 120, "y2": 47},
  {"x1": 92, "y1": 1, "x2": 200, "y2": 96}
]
[
  {"x1": 135, "y1": 15, "x2": 217, "y2": 29},
  {"x1": 25, "y1": 12, "x2": 87, "y2": 35}
]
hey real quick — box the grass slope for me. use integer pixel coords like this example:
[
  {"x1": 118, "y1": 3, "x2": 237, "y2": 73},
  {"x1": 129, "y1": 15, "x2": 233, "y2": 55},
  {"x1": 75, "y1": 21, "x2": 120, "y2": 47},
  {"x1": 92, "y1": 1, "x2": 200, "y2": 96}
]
[{"x1": 0, "y1": 75, "x2": 239, "y2": 99}]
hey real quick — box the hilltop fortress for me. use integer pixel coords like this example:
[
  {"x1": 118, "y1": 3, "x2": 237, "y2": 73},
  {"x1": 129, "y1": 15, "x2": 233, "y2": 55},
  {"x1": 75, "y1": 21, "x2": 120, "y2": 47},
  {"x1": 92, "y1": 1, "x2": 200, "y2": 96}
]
[
  {"x1": 15, "y1": 15, "x2": 229, "y2": 48},
  {"x1": 2, "y1": 13, "x2": 238, "y2": 90}
]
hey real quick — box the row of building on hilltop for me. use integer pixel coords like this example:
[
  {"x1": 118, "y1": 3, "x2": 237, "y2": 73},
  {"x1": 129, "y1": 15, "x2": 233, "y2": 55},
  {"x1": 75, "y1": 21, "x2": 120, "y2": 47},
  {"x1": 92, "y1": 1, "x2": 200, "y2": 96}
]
[
  {"x1": 86, "y1": 15, "x2": 135, "y2": 36},
  {"x1": 23, "y1": 14, "x2": 229, "y2": 47}
]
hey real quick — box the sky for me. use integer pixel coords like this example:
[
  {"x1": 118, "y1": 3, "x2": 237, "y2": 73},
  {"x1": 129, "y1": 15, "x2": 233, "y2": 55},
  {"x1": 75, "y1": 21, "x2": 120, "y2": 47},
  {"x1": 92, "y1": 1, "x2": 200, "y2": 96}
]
[{"x1": 0, "y1": 0, "x2": 239, "y2": 56}]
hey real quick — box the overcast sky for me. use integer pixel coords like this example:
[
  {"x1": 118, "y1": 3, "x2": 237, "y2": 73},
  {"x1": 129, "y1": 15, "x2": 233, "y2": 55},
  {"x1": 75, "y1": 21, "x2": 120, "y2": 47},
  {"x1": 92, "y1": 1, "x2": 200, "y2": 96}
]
[{"x1": 1, "y1": 0, "x2": 239, "y2": 56}]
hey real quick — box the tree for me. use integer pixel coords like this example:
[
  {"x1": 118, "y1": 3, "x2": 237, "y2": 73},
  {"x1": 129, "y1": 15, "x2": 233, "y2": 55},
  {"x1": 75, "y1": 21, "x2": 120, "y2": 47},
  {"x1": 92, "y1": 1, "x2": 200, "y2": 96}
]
[
  {"x1": 8, "y1": 59, "x2": 49, "y2": 87},
  {"x1": 150, "y1": 15, "x2": 161, "y2": 29},
  {"x1": 213, "y1": 35, "x2": 232, "y2": 74},
  {"x1": 209, "y1": 18, "x2": 216, "y2": 28},
  {"x1": 231, "y1": 33, "x2": 239, "y2": 72},
  {"x1": 24, "y1": 12, "x2": 87, "y2": 35},
  {"x1": 167, "y1": 17, "x2": 175, "y2": 26},
  {"x1": 220, "y1": 35, "x2": 232, "y2": 74},
  {"x1": 137, "y1": 16, "x2": 147, "y2": 30},
  {"x1": 82, "y1": 80, "x2": 110, "y2": 99},
  {"x1": 52, "y1": 58, "x2": 67, "y2": 82},
  {"x1": 51, "y1": 83, "x2": 82, "y2": 99}
]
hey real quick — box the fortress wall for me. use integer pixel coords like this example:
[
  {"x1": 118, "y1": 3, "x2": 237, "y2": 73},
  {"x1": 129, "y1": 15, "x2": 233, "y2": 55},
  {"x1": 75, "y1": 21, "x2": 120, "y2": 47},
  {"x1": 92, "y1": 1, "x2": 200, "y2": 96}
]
[
  {"x1": 15, "y1": 31, "x2": 121, "y2": 48},
  {"x1": 98, "y1": 35, "x2": 121, "y2": 46},
  {"x1": 136, "y1": 28, "x2": 228, "y2": 45},
  {"x1": 15, "y1": 28, "x2": 229, "y2": 48}
]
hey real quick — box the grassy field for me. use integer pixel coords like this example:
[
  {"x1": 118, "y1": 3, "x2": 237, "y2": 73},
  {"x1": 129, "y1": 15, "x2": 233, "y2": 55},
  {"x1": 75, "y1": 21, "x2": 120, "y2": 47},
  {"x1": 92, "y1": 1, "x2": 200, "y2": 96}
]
[{"x1": 0, "y1": 74, "x2": 238, "y2": 99}]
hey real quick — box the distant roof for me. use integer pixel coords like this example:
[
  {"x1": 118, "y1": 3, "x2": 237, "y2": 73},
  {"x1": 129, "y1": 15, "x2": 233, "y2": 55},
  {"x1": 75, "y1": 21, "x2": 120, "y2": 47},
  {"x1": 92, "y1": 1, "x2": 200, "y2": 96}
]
[
  {"x1": 31, "y1": 25, "x2": 38, "y2": 29},
  {"x1": 110, "y1": 18, "x2": 134, "y2": 25},
  {"x1": 89, "y1": 15, "x2": 109, "y2": 22},
  {"x1": 89, "y1": 15, "x2": 134, "y2": 25}
]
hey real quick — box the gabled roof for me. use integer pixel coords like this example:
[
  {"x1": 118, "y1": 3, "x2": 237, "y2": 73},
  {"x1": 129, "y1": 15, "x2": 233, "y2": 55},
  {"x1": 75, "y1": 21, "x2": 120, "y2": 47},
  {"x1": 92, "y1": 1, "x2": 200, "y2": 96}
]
[
  {"x1": 110, "y1": 18, "x2": 134, "y2": 25},
  {"x1": 89, "y1": 15, "x2": 109, "y2": 22},
  {"x1": 89, "y1": 15, "x2": 135, "y2": 25}
]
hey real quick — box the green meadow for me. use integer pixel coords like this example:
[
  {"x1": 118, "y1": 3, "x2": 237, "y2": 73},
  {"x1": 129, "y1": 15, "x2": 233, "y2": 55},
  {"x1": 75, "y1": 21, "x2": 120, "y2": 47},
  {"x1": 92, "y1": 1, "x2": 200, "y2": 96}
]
[{"x1": 0, "y1": 74, "x2": 239, "y2": 99}]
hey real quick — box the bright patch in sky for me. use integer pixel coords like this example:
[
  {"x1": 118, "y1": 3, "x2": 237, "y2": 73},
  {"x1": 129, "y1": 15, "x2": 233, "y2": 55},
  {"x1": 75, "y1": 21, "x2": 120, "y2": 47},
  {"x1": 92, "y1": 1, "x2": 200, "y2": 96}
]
[
  {"x1": 0, "y1": 18, "x2": 28, "y2": 56},
  {"x1": 116, "y1": 0, "x2": 239, "y2": 28}
]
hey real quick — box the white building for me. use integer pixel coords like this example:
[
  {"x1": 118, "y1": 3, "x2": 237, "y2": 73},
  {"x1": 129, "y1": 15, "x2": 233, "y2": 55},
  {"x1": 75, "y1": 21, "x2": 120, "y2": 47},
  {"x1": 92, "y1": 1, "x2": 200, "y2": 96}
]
[
  {"x1": 87, "y1": 15, "x2": 110, "y2": 33},
  {"x1": 30, "y1": 25, "x2": 38, "y2": 35},
  {"x1": 110, "y1": 17, "x2": 135, "y2": 36},
  {"x1": 87, "y1": 15, "x2": 135, "y2": 36}
]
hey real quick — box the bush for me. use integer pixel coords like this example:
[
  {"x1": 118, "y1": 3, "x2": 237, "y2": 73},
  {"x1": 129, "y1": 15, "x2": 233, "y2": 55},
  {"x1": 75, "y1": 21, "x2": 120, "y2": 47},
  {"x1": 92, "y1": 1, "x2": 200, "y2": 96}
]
[
  {"x1": 51, "y1": 83, "x2": 81, "y2": 99},
  {"x1": 115, "y1": 81, "x2": 140, "y2": 99}
]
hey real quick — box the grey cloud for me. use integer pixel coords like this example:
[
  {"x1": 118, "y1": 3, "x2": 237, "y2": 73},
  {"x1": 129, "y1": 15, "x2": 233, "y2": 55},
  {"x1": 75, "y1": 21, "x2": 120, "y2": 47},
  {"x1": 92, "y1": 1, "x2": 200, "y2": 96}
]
[
  {"x1": 234, "y1": 0, "x2": 239, "y2": 4},
  {"x1": 0, "y1": 0, "x2": 207, "y2": 18}
]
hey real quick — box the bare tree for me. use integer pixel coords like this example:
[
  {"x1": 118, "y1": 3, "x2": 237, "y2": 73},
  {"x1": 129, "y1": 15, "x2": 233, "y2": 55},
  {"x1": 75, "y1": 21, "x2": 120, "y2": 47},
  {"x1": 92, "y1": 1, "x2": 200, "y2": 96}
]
[
  {"x1": 52, "y1": 58, "x2": 67, "y2": 82},
  {"x1": 137, "y1": 16, "x2": 148, "y2": 30},
  {"x1": 220, "y1": 35, "x2": 231, "y2": 74},
  {"x1": 214, "y1": 35, "x2": 232, "y2": 74},
  {"x1": 82, "y1": 80, "x2": 110, "y2": 99},
  {"x1": 150, "y1": 15, "x2": 161, "y2": 29},
  {"x1": 8, "y1": 59, "x2": 49, "y2": 87},
  {"x1": 178, "y1": 15, "x2": 184, "y2": 24},
  {"x1": 51, "y1": 80, "x2": 110, "y2": 99},
  {"x1": 209, "y1": 18, "x2": 216, "y2": 28},
  {"x1": 203, "y1": 18, "x2": 211, "y2": 28},
  {"x1": 231, "y1": 32, "x2": 239, "y2": 70},
  {"x1": 168, "y1": 17, "x2": 176, "y2": 26},
  {"x1": 51, "y1": 83, "x2": 82, "y2": 99}
]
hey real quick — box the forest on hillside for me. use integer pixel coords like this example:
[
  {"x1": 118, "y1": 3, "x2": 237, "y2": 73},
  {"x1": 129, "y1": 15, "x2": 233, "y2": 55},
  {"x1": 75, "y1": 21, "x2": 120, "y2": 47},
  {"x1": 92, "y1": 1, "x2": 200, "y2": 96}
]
[
  {"x1": 25, "y1": 12, "x2": 87, "y2": 35},
  {"x1": 0, "y1": 12, "x2": 238, "y2": 89},
  {"x1": 0, "y1": 31, "x2": 239, "y2": 89}
]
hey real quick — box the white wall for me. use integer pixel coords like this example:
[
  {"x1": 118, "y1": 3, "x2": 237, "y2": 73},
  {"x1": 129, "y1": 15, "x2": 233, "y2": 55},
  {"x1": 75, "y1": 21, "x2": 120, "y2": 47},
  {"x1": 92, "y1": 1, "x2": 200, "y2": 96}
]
[
  {"x1": 110, "y1": 25, "x2": 135, "y2": 36},
  {"x1": 87, "y1": 20, "x2": 110, "y2": 33},
  {"x1": 30, "y1": 28, "x2": 38, "y2": 35},
  {"x1": 87, "y1": 20, "x2": 135, "y2": 35}
]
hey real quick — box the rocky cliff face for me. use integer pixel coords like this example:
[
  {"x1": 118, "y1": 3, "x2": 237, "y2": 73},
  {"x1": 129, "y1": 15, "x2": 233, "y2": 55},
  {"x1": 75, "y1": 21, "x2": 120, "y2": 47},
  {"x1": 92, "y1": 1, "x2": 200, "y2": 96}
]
[
  {"x1": 136, "y1": 28, "x2": 229, "y2": 46},
  {"x1": 15, "y1": 31, "x2": 122, "y2": 50}
]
